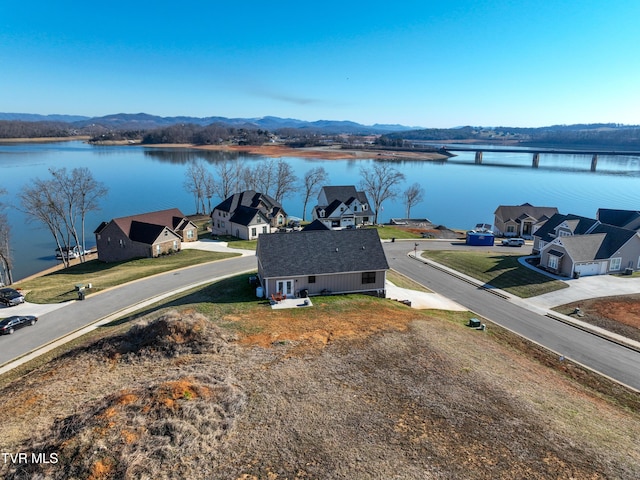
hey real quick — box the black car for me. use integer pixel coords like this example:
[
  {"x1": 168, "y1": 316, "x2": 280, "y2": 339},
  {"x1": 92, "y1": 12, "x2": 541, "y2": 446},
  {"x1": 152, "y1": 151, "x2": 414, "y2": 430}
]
[
  {"x1": 0, "y1": 315, "x2": 38, "y2": 335},
  {"x1": 0, "y1": 288, "x2": 25, "y2": 307}
]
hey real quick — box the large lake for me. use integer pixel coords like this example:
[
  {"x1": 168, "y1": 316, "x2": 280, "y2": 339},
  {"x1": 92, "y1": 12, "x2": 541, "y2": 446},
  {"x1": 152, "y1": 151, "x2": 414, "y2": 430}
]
[{"x1": 2, "y1": 141, "x2": 640, "y2": 281}]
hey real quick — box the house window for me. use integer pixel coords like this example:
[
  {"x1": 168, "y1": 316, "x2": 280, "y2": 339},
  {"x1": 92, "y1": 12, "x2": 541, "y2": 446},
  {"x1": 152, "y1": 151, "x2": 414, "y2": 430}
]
[
  {"x1": 548, "y1": 255, "x2": 558, "y2": 270},
  {"x1": 353, "y1": 205, "x2": 358, "y2": 212},
  {"x1": 262, "y1": 226, "x2": 267, "y2": 234},
  {"x1": 119, "y1": 239, "x2": 124, "y2": 248},
  {"x1": 221, "y1": 221, "x2": 225, "y2": 228},
  {"x1": 363, "y1": 205, "x2": 367, "y2": 210},
  {"x1": 251, "y1": 227, "x2": 257, "y2": 237},
  {"x1": 97, "y1": 234, "x2": 101, "y2": 240},
  {"x1": 362, "y1": 271, "x2": 376, "y2": 284},
  {"x1": 610, "y1": 257, "x2": 622, "y2": 271},
  {"x1": 319, "y1": 210, "x2": 325, "y2": 218},
  {"x1": 173, "y1": 240, "x2": 178, "y2": 250},
  {"x1": 506, "y1": 225, "x2": 515, "y2": 233},
  {"x1": 187, "y1": 229, "x2": 194, "y2": 239},
  {"x1": 156, "y1": 244, "x2": 161, "y2": 254},
  {"x1": 558, "y1": 230, "x2": 570, "y2": 237},
  {"x1": 308, "y1": 275, "x2": 316, "y2": 283}
]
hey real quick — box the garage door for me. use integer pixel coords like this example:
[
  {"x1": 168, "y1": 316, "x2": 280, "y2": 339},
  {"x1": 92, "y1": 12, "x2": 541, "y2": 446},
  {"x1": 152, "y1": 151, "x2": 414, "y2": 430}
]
[{"x1": 575, "y1": 262, "x2": 602, "y2": 276}]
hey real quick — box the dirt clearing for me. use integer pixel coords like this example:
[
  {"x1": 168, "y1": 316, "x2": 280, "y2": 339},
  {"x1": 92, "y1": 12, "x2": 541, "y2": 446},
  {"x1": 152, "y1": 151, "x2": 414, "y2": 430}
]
[{"x1": 1, "y1": 297, "x2": 639, "y2": 479}]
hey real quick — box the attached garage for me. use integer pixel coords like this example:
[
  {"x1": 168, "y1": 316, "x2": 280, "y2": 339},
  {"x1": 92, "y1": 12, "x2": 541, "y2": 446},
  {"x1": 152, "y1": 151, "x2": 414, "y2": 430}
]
[{"x1": 574, "y1": 261, "x2": 607, "y2": 277}]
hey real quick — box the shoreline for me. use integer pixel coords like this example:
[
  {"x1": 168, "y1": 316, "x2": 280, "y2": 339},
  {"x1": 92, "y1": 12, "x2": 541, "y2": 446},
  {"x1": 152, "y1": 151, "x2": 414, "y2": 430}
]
[{"x1": 137, "y1": 143, "x2": 451, "y2": 161}]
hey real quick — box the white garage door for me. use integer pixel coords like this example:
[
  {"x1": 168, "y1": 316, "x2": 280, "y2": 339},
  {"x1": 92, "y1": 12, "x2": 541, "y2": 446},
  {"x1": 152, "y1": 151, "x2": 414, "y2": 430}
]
[{"x1": 575, "y1": 262, "x2": 602, "y2": 276}]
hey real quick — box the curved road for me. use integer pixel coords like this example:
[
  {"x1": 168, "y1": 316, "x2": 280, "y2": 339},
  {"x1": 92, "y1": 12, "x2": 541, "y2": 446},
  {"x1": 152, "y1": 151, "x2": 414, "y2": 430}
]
[
  {"x1": 0, "y1": 256, "x2": 256, "y2": 368},
  {"x1": 384, "y1": 241, "x2": 640, "y2": 391},
  {"x1": 2, "y1": 243, "x2": 640, "y2": 392}
]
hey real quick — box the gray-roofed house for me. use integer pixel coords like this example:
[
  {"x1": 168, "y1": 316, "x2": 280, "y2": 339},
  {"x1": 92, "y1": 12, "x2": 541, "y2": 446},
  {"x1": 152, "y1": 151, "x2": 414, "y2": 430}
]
[
  {"x1": 539, "y1": 223, "x2": 640, "y2": 277},
  {"x1": 256, "y1": 228, "x2": 389, "y2": 299},
  {"x1": 94, "y1": 208, "x2": 196, "y2": 262},
  {"x1": 494, "y1": 203, "x2": 559, "y2": 238},
  {"x1": 312, "y1": 185, "x2": 373, "y2": 229},
  {"x1": 210, "y1": 190, "x2": 287, "y2": 240}
]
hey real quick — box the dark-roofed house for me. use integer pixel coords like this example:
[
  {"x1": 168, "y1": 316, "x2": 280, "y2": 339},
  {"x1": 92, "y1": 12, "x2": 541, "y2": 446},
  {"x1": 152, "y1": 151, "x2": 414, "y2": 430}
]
[
  {"x1": 94, "y1": 208, "x2": 197, "y2": 262},
  {"x1": 539, "y1": 223, "x2": 640, "y2": 277},
  {"x1": 494, "y1": 203, "x2": 559, "y2": 238},
  {"x1": 301, "y1": 219, "x2": 331, "y2": 231},
  {"x1": 256, "y1": 229, "x2": 389, "y2": 299},
  {"x1": 312, "y1": 185, "x2": 373, "y2": 229},
  {"x1": 532, "y1": 213, "x2": 600, "y2": 254},
  {"x1": 597, "y1": 208, "x2": 640, "y2": 231},
  {"x1": 211, "y1": 190, "x2": 287, "y2": 240}
]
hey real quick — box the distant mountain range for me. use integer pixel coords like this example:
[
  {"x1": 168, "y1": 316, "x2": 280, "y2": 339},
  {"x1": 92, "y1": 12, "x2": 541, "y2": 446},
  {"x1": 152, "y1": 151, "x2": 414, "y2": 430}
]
[{"x1": 0, "y1": 112, "x2": 420, "y2": 134}]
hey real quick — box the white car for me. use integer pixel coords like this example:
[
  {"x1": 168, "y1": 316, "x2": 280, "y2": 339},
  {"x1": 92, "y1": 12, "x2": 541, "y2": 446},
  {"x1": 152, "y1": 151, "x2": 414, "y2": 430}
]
[{"x1": 501, "y1": 238, "x2": 525, "y2": 247}]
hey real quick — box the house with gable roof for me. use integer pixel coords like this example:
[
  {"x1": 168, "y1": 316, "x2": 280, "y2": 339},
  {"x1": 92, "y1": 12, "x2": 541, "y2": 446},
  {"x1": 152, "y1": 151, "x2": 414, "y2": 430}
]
[
  {"x1": 312, "y1": 185, "x2": 373, "y2": 229},
  {"x1": 94, "y1": 208, "x2": 197, "y2": 262},
  {"x1": 256, "y1": 228, "x2": 389, "y2": 299},
  {"x1": 597, "y1": 208, "x2": 640, "y2": 231},
  {"x1": 210, "y1": 190, "x2": 286, "y2": 240},
  {"x1": 534, "y1": 212, "x2": 640, "y2": 277},
  {"x1": 494, "y1": 203, "x2": 559, "y2": 238}
]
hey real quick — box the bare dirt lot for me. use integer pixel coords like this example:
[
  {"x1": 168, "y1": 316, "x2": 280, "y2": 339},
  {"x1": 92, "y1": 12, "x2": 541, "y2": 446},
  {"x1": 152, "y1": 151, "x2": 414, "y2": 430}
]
[
  {"x1": 554, "y1": 294, "x2": 640, "y2": 343},
  {"x1": 1, "y1": 292, "x2": 639, "y2": 479}
]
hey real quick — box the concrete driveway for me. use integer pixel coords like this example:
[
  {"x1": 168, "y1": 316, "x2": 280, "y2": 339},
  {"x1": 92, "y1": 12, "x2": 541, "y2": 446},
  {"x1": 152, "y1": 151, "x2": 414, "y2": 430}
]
[{"x1": 518, "y1": 256, "x2": 640, "y2": 309}]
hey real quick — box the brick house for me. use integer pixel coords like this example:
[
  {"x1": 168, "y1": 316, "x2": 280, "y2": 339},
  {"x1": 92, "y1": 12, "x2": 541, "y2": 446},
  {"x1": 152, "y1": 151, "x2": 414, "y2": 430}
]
[{"x1": 94, "y1": 208, "x2": 198, "y2": 262}]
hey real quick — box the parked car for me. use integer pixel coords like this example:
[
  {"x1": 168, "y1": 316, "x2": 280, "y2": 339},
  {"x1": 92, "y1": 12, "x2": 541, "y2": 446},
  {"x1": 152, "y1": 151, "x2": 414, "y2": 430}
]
[
  {"x1": 0, "y1": 288, "x2": 25, "y2": 306},
  {"x1": 0, "y1": 315, "x2": 38, "y2": 335},
  {"x1": 501, "y1": 238, "x2": 525, "y2": 247}
]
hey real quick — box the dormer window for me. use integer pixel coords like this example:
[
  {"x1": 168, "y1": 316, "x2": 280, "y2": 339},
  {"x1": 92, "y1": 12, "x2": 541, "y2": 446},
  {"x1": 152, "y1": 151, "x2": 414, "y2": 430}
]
[
  {"x1": 362, "y1": 205, "x2": 367, "y2": 211},
  {"x1": 320, "y1": 209, "x2": 325, "y2": 218}
]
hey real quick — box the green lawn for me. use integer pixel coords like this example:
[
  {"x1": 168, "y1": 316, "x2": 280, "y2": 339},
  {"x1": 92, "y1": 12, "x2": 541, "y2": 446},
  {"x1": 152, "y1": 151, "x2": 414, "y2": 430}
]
[
  {"x1": 212, "y1": 235, "x2": 257, "y2": 251},
  {"x1": 16, "y1": 250, "x2": 240, "y2": 304},
  {"x1": 371, "y1": 225, "x2": 421, "y2": 240},
  {"x1": 421, "y1": 250, "x2": 568, "y2": 298}
]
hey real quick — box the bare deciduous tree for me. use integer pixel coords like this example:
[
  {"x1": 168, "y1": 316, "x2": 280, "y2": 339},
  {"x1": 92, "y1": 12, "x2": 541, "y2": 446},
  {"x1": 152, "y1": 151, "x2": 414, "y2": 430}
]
[
  {"x1": 359, "y1": 163, "x2": 406, "y2": 224},
  {"x1": 20, "y1": 169, "x2": 107, "y2": 268},
  {"x1": 273, "y1": 159, "x2": 298, "y2": 204},
  {"x1": 183, "y1": 161, "x2": 209, "y2": 214},
  {"x1": 301, "y1": 167, "x2": 329, "y2": 221},
  {"x1": 213, "y1": 160, "x2": 241, "y2": 200},
  {"x1": 0, "y1": 188, "x2": 13, "y2": 285},
  {"x1": 403, "y1": 182, "x2": 425, "y2": 219}
]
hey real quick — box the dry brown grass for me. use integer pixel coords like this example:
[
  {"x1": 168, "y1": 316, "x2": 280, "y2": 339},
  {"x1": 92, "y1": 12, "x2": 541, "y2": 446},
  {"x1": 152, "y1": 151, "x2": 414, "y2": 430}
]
[
  {"x1": 554, "y1": 294, "x2": 640, "y2": 342},
  {"x1": 1, "y1": 299, "x2": 639, "y2": 479}
]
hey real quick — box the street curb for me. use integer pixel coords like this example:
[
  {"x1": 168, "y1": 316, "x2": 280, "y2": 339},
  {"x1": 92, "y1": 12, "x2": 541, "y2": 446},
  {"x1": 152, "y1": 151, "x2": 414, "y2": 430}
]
[
  {"x1": 409, "y1": 251, "x2": 640, "y2": 353},
  {"x1": 0, "y1": 268, "x2": 256, "y2": 376}
]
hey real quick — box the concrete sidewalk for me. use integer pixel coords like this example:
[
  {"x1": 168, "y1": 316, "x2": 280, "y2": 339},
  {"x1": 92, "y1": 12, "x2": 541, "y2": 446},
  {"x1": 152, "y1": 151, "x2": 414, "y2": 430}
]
[
  {"x1": 181, "y1": 238, "x2": 255, "y2": 256},
  {"x1": 385, "y1": 281, "x2": 467, "y2": 311}
]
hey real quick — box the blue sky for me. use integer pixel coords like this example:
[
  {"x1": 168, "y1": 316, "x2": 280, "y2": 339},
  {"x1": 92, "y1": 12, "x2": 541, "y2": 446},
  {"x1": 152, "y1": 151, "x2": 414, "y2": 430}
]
[{"x1": 2, "y1": 1, "x2": 639, "y2": 127}]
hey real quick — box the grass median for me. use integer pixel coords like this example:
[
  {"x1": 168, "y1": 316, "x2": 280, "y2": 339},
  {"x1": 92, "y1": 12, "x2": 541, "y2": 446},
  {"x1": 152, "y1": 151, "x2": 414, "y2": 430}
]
[
  {"x1": 16, "y1": 249, "x2": 240, "y2": 304},
  {"x1": 421, "y1": 250, "x2": 568, "y2": 298}
]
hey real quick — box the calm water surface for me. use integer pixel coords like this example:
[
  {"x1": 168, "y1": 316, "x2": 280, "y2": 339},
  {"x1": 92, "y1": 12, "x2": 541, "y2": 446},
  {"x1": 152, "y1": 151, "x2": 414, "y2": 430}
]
[{"x1": 1, "y1": 141, "x2": 640, "y2": 281}]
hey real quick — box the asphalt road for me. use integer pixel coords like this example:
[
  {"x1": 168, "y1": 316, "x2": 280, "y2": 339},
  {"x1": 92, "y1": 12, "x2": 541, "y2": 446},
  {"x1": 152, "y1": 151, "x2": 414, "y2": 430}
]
[
  {"x1": 384, "y1": 241, "x2": 640, "y2": 391},
  {"x1": 0, "y1": 256, "x2": 257, "y2": 367},
  {"x1": 2, "y1": 241, "x2": 640, "y2": 392}
]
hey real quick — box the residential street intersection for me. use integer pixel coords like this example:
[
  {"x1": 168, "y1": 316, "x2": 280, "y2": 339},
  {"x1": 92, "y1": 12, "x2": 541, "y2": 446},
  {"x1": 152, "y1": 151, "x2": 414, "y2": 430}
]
[{"x1": 1, "y1": 239, "x2": 639, "y2": 391}]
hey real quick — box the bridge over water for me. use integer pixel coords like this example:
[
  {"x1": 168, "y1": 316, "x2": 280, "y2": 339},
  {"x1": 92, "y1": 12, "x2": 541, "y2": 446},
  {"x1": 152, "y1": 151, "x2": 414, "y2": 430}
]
[{"x1": 440, "y1": 146, "x2": 640, "y2": 171}]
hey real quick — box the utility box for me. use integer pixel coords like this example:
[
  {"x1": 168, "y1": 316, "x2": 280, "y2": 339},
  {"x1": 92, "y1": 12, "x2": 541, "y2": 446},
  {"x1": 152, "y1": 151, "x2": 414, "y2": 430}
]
[{"x1": 468, "y1": 318, "x2": 481, "y2": 328}]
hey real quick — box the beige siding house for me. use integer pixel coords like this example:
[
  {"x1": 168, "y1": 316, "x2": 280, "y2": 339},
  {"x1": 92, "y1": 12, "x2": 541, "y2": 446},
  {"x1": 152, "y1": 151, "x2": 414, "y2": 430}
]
[
  {"x1": 494, "y1": 203, "x2": 558, "y2": 238},
  {"x1": 256, "y1": 229, "x2": 388, "y2": 299}
]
